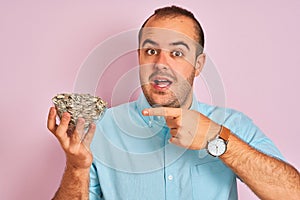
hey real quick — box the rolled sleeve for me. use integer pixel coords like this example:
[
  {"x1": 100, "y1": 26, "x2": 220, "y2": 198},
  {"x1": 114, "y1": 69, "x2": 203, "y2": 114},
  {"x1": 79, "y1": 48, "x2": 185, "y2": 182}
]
[{"x1": 89, "y1": 163, "x2": 103, "y2": 200}]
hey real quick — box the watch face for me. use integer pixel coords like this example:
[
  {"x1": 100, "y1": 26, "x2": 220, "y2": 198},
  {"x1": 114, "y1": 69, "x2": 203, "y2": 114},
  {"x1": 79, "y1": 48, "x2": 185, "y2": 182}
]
[{"x1": 207, "y1": 138, "x2": 227, "y2": 157}]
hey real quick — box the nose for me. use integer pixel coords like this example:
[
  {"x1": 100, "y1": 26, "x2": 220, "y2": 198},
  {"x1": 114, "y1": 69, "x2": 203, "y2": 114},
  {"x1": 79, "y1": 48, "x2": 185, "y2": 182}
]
[{"x1": 154, "y1": 50, "x2": 169, "y2": 70}]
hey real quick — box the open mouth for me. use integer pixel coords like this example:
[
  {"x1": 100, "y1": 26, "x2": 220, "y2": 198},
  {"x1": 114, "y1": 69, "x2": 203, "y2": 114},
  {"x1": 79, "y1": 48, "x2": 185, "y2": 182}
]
[
  {"x1": 151, "y1": 76, "x2": 173, "y2": 89},
  {"x1": 153, "y1": 79, "x2": 172, "y2": 87}
]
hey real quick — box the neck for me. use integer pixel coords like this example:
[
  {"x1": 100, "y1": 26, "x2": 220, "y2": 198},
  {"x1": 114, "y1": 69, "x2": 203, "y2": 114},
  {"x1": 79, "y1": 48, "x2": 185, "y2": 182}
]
[{"x1": 180, "y1": 90, "x2": 193, "y2": 109}]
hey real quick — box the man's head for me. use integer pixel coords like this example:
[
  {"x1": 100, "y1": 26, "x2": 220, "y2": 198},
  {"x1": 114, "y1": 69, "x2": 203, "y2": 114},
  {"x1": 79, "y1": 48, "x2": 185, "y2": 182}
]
[
  {"x1": 138, "y1": 6, "x2": 206, "y2": 109},
  {"x1": 138, "y1": 6, "x2": 205, "y2": 56}
]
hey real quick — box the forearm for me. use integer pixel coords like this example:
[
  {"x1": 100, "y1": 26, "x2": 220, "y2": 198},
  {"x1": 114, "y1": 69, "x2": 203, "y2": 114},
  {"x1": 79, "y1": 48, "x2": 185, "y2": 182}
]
[
  {"x1": 220, "y1": 132, "x2": 300, "y2": 200},
  {"x1": 52, "y1": 164, "x2": 90, "y2": 200}
]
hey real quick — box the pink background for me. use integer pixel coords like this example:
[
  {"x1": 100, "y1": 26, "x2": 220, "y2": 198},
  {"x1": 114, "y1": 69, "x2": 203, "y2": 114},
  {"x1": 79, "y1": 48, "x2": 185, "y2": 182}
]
[{"x1": 1, "y1": 1, "x2": 299, "y2": 199}]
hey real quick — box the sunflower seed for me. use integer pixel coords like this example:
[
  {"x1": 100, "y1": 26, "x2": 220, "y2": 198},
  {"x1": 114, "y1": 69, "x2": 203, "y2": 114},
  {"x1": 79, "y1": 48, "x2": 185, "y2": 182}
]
[{"x1": 52, "y1": 93, "x2": 107, "y2": 136}]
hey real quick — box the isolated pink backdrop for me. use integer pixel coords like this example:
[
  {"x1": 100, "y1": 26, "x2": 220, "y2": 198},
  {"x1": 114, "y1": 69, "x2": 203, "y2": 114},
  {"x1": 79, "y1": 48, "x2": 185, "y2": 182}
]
[{"x1": 1, "y1": 1, "x2": 299, "y2": 199}]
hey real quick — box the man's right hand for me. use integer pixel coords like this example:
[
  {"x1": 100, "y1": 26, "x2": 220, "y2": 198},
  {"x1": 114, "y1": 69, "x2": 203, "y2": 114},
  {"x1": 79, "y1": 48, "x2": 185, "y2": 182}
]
[{"x1": 47, "y1": 107, "x2": 96, "y2": 170}]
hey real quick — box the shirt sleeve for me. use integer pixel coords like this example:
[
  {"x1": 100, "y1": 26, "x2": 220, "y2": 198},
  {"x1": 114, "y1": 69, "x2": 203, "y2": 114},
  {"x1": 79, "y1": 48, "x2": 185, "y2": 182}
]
[
  {"x1": 229, "y1": 111, "x2": 285, "y2": 161},
  {"x1": 89, "y1": 163, "x2": 103, "y2": 200},
  {"x1": 200, "y1": 104, "x2": 285, "y2": 161}
]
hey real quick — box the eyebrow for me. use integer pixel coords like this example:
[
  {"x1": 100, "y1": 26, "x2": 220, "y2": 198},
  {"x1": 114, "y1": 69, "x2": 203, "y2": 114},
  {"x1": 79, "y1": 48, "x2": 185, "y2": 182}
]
[
  {"x1": 170, "y1": 41, "x2": 190, "y2": 51},
  {"x1": 141, "y1": 39, "x2": 158, "y2": 48},
  {"x1": 141, "y1": 39, "x2": 190, "y2": 51}
]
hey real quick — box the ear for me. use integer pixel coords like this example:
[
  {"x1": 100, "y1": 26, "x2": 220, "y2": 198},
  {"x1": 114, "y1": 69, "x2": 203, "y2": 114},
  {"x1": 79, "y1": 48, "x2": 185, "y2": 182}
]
[
  {"x1": 137, "y1": 48, "x2": 141, "y2": 57},
  {"x1": 194, "y1": 53, "x2": 206, "y2": 77},
  {"x1": 137, "y1": 48, "x2": 142, "y2": 64}
]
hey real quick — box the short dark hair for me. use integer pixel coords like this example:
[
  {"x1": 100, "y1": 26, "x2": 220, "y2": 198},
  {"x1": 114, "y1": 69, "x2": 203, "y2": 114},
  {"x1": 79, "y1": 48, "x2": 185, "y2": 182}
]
[{"x1": 138, "y1": 5, "x2": 205, "y2": 55}]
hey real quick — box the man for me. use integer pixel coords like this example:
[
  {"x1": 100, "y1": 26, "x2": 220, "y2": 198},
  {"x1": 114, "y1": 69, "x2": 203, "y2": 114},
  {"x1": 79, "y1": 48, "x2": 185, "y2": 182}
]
[{"x1": 47, "y1": 6, "x2": 300, "y2": 200}]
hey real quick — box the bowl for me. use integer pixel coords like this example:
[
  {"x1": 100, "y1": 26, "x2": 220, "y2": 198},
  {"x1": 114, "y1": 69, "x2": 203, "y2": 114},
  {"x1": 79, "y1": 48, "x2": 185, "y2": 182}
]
[{"x1": 52, "y1": 93, "x2": 107, "y2": 136}]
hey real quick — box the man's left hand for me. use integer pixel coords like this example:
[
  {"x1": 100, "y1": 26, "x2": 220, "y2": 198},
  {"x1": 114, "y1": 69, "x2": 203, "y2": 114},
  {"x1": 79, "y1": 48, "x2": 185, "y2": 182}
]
[{"x1": 142, "y1": 107, "x2": 221, "y2": 150}]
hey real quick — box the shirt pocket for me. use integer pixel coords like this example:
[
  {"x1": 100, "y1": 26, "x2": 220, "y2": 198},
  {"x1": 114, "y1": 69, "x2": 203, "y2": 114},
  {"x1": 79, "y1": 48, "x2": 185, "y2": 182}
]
[{"x1": 191, "y1": 159, "x2": 237, "y2": 200}]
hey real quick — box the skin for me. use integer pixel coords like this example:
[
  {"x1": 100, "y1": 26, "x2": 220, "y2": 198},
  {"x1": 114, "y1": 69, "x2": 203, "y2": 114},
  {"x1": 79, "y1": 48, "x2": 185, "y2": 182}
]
[
  {"x1": 48, "y1": 15, "x2": 300, "y2": 199},
  {"x1": 139, "y1": 16, "x2": 205, "y2": 108},
  {"x1": 48, "y1": 108, "x2": 93, "y2": 200}
]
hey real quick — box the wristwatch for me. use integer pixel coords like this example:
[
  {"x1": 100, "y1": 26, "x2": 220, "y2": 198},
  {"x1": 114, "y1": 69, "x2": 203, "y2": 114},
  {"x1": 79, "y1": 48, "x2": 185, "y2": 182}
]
[{"x1": 207, "y1": 126, "x2": 230, "y2": 157}]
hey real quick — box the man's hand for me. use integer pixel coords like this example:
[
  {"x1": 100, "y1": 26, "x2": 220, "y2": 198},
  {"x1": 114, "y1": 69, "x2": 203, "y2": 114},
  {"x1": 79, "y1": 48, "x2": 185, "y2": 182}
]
[
  {"x1": 47, "y1": 107, "x2": 95, "y2": 169},
  {"x1": 142, "y1": 107, "x2": 221, "y2": 150}
]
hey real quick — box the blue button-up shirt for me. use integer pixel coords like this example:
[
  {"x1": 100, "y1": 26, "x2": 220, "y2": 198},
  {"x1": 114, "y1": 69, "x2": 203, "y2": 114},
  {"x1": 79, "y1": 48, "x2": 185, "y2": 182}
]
[{"x1": 89, "y1": 94, "x2": 284, "y2": 200}]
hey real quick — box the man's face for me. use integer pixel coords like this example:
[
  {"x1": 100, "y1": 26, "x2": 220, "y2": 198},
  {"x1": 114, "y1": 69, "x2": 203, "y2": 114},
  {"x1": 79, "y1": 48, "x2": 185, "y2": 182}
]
[{"x1": 139, "y1": 16, "x2": 204, "y2": 108}]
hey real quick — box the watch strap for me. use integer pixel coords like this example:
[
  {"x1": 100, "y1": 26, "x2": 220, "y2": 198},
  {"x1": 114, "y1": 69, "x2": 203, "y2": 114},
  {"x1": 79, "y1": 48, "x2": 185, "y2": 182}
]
[{"x1": 219, "y1": 126, "x2": 230, "y2": 142}]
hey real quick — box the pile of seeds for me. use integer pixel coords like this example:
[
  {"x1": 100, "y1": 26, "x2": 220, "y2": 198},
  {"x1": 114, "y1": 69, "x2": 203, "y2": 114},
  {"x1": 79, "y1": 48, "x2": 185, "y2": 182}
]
[{"x1": 52, "y1": 93, "x2": 107, "y2": 136}]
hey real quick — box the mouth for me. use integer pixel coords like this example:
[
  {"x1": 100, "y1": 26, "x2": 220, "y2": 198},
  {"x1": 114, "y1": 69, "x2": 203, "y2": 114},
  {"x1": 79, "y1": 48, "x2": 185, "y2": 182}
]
[{"x1": 151, "y1": 76, "x2": 173, "y2": 89}]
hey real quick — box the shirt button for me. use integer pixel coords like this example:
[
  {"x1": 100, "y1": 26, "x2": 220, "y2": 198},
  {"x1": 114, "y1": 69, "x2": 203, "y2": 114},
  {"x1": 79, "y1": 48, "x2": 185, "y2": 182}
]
[{"x1": 168, "y1": 175, "x2": 173, "y2": 181}]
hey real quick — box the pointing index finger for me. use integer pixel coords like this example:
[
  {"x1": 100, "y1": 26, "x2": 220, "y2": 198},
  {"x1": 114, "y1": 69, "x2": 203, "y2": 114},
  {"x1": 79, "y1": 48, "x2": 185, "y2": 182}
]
[{"x1": 142, "y1": 107, "x2": 182, "y2": 117}]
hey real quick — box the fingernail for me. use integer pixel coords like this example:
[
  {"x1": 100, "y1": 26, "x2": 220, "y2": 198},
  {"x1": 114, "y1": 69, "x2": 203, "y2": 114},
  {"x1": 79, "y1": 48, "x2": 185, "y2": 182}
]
[
  {"x1": 77, "y1": 118, "x2": 84, "y2": 124},
  {"x1": 62, "y1": 112, "x2": 69, "y2": 119},
  {"x1": 89, "y1": 123, "x2": 96, "y2": 129},
  {"x1": 142, "y1": 109, "x2": 149, "y2": 116},
  {"x1": 50, "y1": 107, "x2": 54, "y2": 115}
]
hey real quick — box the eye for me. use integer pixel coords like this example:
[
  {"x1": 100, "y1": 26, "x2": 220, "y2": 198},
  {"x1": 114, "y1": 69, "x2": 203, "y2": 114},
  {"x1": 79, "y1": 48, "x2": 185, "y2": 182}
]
[
  {"x1": 171, "y1": 50, "x2": 184, "y2": 57},
  {"x1": 146, "y1": 48, "x2": 158, "y2": 56}
]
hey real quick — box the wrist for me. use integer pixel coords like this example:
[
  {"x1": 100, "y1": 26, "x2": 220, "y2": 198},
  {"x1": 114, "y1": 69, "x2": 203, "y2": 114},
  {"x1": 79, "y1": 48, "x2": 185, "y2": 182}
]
[
  {"x1": 219, "y1": 132, "x2": 238, "y2": 159},
  {"x1": 207, "y1": 126, "x2": 231, "y2": 157},
  {"x1": 206, "y1": 123, "x2": 222, "y2": 143},
  {"x1": 66, "y1": 162, "x2": 90, "y2": 176}
]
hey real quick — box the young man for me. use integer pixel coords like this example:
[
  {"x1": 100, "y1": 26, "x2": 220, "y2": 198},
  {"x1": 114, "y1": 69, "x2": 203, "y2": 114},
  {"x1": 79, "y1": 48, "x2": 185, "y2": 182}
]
[{"x1": 47, "y1": 6, "x2": 300, "y2": 200}]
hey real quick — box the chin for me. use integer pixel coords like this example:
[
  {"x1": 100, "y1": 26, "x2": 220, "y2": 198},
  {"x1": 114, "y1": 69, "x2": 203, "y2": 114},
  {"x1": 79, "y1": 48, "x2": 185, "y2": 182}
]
[
  {"x1": 147, "y1": 94, "x2": 180, "y2": 107},
  {"x1": 142, "y1": 85, "x2": 181, "y2": 107}
]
